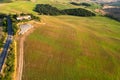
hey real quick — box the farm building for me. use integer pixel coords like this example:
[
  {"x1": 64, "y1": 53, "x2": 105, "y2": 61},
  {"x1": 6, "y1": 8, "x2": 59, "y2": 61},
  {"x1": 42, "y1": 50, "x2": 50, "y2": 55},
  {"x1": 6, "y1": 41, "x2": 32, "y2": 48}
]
[
  {"x1": 16, "y1": 15, "x2": 31, "y2": 20},
  {"x1": 19, "y1": 24, "x2": 33, "y2": 35}
]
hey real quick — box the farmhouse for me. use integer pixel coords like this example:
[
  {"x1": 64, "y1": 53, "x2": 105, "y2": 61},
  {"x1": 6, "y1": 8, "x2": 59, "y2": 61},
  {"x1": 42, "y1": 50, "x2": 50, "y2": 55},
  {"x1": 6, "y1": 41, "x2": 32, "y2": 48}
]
[
  {"x1": 16, "y1": 15, "x2": 31, "y2": 20},
  {"x1": 19, "y1": 24, "x2": 33, "y2": 35}
]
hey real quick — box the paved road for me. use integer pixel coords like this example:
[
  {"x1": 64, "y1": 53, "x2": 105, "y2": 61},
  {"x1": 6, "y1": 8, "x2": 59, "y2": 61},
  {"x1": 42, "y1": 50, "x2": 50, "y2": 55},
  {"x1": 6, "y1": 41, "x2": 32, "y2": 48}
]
[{"x1": 0, "y1": 16, "x2": 13, "y2": 71}]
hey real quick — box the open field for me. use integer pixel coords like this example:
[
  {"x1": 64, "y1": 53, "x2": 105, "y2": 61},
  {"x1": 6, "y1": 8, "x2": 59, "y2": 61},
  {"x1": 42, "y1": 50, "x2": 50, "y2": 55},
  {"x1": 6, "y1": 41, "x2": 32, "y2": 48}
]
[
  {"x1": 0, "y1": 0, "x2": 101, "y2": 14},
  {"x1": 22, "y1": 15, "x2": 120, "y2": 80},
  {"x1": 0, "y1": 0, "x2": 120, "y2": 80},
  {"x1": 0, "y1": 1, "x2": 78, "y2": 14}
]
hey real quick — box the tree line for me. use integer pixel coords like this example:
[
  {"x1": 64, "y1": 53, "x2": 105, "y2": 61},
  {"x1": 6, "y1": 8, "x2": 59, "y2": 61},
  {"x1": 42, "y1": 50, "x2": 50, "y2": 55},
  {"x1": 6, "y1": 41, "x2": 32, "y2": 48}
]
[
  {"x1": 70, "y1": 2, "x2": 91, "y2": 7},
  {"x1": 34, "y1": 4, "x2": 96, "y2": 17}
]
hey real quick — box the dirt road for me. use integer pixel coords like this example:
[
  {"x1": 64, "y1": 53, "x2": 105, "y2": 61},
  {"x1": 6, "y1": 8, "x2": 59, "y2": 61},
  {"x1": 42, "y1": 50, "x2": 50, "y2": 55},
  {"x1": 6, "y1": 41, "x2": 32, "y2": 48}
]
[
  {"x1": 17, "y1": 28, "x2": 34, "y2": 80},
  {"x1": 16, "y1": 21, "x2": 45, "y2": 80}
]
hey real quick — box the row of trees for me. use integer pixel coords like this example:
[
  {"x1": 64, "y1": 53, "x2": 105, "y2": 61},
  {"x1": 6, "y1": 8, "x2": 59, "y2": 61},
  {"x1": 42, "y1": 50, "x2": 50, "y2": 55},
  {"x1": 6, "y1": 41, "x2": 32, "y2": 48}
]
[
  {"x1": 35, "y1": 4, "x2": 62, "y2": 15},
  {"x1": 34, "y1": 4, "x2": 96, "y2": 16},
  {"x1": 62, "y1": 8, "x2": 96, "y2": 16},
  {"x1": 0, "y1": 13, "x2": 14, "y2": 80},
  {"x1": 0, "y1": 42, "x2": 15, "y2": 80},
  {"x1": 70, "y1": 2, "x2": 91, "y2": 7},
  {"x1": 0, "y1": 14, "x2": 7, "y2": 48}
]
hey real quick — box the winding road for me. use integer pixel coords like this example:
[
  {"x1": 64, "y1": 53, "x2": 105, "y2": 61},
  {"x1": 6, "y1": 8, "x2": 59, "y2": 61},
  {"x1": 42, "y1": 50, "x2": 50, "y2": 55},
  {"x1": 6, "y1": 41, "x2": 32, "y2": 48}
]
[{"x1": 0, "y1": 16, "x2": 13, "y2": 71}]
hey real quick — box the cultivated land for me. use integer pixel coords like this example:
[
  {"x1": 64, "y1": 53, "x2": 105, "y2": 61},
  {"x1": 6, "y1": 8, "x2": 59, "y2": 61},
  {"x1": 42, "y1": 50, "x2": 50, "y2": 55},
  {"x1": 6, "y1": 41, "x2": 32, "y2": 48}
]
[
  {"x1": 23, "y1": 15, "x2": 120, "y2": 80},
  {"x1": 0, "y1": 0, "x2": 120, "y2": 80}
]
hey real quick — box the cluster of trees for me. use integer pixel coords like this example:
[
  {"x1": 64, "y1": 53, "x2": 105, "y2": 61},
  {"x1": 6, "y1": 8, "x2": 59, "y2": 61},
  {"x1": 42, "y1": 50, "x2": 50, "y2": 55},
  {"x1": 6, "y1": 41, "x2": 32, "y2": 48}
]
[
  {"x1": 34, "y1": 4, "x2": 96, "y2": 17},
  {"x1": 0, "y1": 18, "x2": 7, "y2": 47},
  {"x1": 0, "y1": 14, "x2": 15, "y2": 80},
  {"x1": 2, "y1": 18, "x2": 8, "y2": 33},
  {"x1": 62, "y1": 8, "x2": 96, "y2": 16},
  {"x1": 0, "y1": 42, "x2": 15, "y2": 80},
  {"x1": 0, "y1": 13, "x2": 6, "y2": 18},
  {"x1": 70, "y1": 2, "x2": 91, "y2": 7},
  {"x1": 9, "y1": 14, "x2": 18, "y2": 35},
  {"x1": 0, "y1": 14, "x2": 7, "y2": 48},
  {"x1": 35, "y1": 4, "x2": 62, "y2": 15},
  {"x1": 9, "y1": 13, "x2": 41, "y2": 35}
]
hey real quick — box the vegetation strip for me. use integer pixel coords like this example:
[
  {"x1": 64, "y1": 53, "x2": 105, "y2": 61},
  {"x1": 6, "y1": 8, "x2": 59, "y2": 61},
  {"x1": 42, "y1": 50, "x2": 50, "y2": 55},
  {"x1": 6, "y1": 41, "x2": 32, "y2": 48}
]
[{"x1": 35, "y1": 4, "x2": 96, "y2": 16}]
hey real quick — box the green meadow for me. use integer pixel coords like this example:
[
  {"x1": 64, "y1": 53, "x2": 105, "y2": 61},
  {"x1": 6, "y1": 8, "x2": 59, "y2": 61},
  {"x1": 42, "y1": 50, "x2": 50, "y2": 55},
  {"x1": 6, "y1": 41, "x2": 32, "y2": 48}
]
[
  {"x1": 0, "y1": 0, "x2": 101, "y2": 14},
  {"x1": 23, "y1": 15, "x2": 120, "y2": 80}
]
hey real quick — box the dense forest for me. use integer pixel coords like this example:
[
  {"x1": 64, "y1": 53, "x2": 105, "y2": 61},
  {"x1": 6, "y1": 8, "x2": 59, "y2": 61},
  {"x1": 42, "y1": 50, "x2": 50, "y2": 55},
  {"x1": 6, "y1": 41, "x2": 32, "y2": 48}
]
[
  {"x1": 62, "y1": 8, "x2": 96, "y2": 16},
  {"x1": 35, "y1": 4, "x2": 62, "y2": 15},
  {"x1": 35, "y1": 4, "x2": 96, "y2": 17}
]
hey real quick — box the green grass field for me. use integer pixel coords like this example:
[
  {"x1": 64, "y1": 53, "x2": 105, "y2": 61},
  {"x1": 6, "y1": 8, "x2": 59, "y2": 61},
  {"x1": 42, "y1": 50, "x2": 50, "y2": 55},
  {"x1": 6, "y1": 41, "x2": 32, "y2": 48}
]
[
  {"x1": 0, "y1": 0, "x2": 101, "y2": 14},
  {"x1": 22, "y1": 15, "x2": 120, "y2": 80}
]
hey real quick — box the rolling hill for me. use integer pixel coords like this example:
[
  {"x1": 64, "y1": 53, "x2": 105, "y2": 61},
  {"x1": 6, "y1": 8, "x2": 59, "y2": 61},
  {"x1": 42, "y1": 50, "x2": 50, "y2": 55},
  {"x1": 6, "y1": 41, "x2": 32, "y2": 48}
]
[{"x1": 0, "y1": 0, "x2": 120, "y2": 80}]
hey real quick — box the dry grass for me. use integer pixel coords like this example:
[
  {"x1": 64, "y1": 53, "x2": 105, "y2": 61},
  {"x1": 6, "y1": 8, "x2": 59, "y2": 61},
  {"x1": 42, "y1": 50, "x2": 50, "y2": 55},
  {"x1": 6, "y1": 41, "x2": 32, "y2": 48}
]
[{"x1": 22, "y1": 15, "x2": 120, "y2": 80}]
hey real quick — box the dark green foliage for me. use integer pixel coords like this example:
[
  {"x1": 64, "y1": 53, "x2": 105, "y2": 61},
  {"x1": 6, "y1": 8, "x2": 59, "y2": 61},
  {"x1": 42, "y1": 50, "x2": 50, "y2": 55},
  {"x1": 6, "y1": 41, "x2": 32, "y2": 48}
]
[
  {"x1": 34, "y1": 4, "x2": 96, "y2": 17},
  {"x1": 0, "y1": 35, "x2": 5, "y2": 47},
  {"x1": 35, "y1": 4, "x2": 63, "y2": 15},
  {"x1": 0, "y1": 13, "x2": 6, "y2": 18},
  {"x1": 3, "y1": 42, "x2": 15, "y2": 80},
  {"x1": 12, "y1": 23, "x2": 18, "y2": 35},
  {"x1": 2, "y1": 18, "x2": 8, "y2": 32},
  {"x1": 8, "y1": 15, "x2": 18, "y2": 35},
  {"x1": 62, "y1": 8, "x2": 96, "y2": 16}
]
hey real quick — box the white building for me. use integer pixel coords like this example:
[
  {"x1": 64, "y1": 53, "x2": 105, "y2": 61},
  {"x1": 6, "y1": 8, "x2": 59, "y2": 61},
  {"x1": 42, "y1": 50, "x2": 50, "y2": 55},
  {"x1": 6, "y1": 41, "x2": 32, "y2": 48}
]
[{"x1": 17, "y1": 15, "x2": 31, "y2": 21}]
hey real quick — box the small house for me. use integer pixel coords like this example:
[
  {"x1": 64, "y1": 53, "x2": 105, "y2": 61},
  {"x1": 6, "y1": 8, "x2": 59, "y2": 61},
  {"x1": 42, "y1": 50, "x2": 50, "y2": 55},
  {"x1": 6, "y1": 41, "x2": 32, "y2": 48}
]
[{"x1": 16, "y1": 15, "x2": 31, "y2": 21}]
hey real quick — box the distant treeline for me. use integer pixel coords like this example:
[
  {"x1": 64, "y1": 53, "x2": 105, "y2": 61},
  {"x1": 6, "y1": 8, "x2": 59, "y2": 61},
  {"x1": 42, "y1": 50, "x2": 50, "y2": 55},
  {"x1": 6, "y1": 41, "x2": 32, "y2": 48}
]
[
  {"x1": 0, "y1": 13, "x2": 6, "y2": 18},
  {"x1": 0, "y1": 0, "x2": 31, "y2": 3},
  {"x1": 70, "y1": 2, "x2": 91, "y2": 7},
  {"x1": 34, "y1": 4, "x2": 96, "y2": 17},
  {"x1": 0, "y1": 0, "x2": 12, "y2": 3},
  {"x1": 105, "y1": 14, "x2": 120, "y2": 22}
]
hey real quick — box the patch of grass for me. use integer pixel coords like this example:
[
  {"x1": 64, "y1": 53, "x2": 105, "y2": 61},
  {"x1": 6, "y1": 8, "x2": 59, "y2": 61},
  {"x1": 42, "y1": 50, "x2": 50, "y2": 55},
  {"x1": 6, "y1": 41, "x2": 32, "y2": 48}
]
[
  {"x1": 0, "y1": 0, "x2": 99, "y2": 14},
  {"x1": 0, "y1": 1, "x2": 36, "y2": 14},
  {"x1": 23, "y1": 15, "x2": 120, "y2": 80}
]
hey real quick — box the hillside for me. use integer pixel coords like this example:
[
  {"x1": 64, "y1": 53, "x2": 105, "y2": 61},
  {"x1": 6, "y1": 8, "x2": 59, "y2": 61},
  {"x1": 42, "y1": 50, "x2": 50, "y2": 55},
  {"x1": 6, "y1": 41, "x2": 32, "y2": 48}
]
[
  {"x1": 22, "y1": 15, "x2": 120, "y2": 80},
  {"x1": 0, "y1": 0, "x2": 120, "y2": 80}
]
